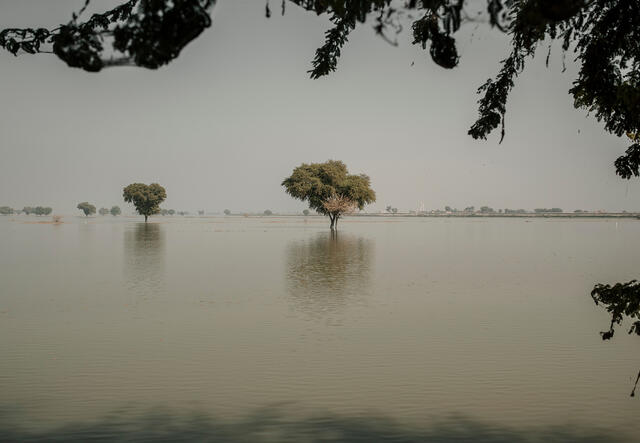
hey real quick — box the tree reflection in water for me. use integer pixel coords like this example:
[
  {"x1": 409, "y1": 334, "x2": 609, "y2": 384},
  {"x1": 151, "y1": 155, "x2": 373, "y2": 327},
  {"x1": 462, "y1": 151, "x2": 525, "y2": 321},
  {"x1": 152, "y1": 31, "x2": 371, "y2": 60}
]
[
  {"x1": 0, "y1": 407, "x2": 626, "y2": 443},
  {"x1": 286, "y1": 231, "x2": 374, "y2": 318},
  {"x1": 124, "y1": 223, "x2": 165, "y2": 298}
]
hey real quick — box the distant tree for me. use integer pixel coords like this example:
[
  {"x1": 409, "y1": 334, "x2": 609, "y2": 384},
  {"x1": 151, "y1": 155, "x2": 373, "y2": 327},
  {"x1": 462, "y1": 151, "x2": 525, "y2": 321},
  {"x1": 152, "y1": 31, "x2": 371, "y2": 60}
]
[
  {"x1": 77, "y1": 202, "x2": 96, "y2": 217},
  {"x1": 123, "y1": 183, "x2": 166, "y2": 222},
  {"x1": 444, "y1": 206, "x2": 452, "y2": 212},
  {"x1": 0, "y1": 206, "x2": 13, "y2": 215},
  {"x1": 160, "y1": 208, "x2": 169, "y2": 216},
  {"x1": 22, "y1": 206, "x2": 34, "y2": 215},
  {"x1": 574, "y1": 209, "x2": 584, "y2": 213},
  {"x1": 392, "y1": 207, "x2": 398, "y2": 214},
  {"x1": 282, "y1": 160, "x2": 375, "y2": 229},
  {"x1": 386, "y1": 205, "x2": 392, "y2": 213},
  {"x1": 110, "y1": 205, "x2": 121, "y2": 216},
  {"x1": 98, "y1": 207, "x2": 109, "y2": 216},
  {"x1": 535, "y1": 208, "x2": 563, "y2": 213},
  {"x1": 480, "y1": 206, "x2": 495, "y2": 213},
  {"x1": 168, "y1": 209, "x2": 175, "y2": 215},
  {"x1": 263, "y1": 209, "x2": 273, "y2": 216},
  {"x1": 464, "y1": 206, "x2": 475, "y2": 213},
  {"x1": 303, "y1": 209, "x2": 310, "y2": 216},
  {"x1": 198, "y1": 210, "x2": 205, "y2": 215},
  {"x1": 223, "y1": 209, "x2": 231, "y2": 215}
]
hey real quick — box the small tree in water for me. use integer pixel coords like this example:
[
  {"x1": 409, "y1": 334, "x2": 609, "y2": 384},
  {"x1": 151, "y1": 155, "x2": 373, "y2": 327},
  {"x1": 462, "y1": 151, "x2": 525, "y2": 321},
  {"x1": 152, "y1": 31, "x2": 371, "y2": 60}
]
[
  {"x1": 77, "y1": 202, "x2": 96, "y2": 217},
  {"x1": 282, "y1": 160, "x2": 375, "y2": 230},
  {"x1": 110, "y1": 206, "x2": 121, "y2": 216},
  {"x1": 123, "y1": 183, "x2": 166, "y2": 222}
]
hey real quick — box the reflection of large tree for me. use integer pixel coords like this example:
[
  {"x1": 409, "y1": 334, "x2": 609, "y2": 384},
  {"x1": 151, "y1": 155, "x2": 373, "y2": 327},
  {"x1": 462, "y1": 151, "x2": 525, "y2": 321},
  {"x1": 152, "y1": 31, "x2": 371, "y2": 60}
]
[
  {"x1": 124, "y1": 223, "x2": 165, "y2": 297},
  {"x1": 286, "y1": 232, "x2": 374, "y2": 317}
]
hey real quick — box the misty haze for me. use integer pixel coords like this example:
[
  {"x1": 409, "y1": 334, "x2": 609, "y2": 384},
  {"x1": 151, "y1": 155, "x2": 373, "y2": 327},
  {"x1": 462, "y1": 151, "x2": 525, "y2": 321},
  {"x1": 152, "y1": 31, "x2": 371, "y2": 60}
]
[{"x1": 1, "y1": 1, "x2": 640, "y2": 442}]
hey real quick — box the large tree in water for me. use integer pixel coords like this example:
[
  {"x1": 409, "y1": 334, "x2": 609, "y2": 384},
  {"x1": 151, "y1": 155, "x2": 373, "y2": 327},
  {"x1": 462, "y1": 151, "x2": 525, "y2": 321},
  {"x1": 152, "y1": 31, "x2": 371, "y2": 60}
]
[
  {"x1": 282, "y1": 160, "x2": 375, "y2": 229},
  {"x1": 123, "y1": 183, "x2": 167, "y2": 222}
]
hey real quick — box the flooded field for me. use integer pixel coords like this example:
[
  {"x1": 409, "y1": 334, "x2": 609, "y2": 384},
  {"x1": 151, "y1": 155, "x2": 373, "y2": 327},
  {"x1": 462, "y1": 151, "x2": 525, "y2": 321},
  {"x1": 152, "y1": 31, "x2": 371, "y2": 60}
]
[{"x1": 1, "y1": 215, "x2": 639, "y2": 441}]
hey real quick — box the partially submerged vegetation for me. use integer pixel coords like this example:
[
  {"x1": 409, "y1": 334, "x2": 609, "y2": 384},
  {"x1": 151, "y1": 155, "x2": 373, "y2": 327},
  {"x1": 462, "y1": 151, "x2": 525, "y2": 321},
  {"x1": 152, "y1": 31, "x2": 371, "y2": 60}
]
[{"x1": 282, "y1": 160, "x2": 376, "y2": 230}]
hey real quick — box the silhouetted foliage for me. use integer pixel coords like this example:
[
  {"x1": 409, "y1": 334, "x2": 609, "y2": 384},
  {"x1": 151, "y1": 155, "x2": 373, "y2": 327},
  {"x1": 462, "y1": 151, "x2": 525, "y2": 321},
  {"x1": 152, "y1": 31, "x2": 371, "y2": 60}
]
[
  {"x1": 303, "y1": 209, "x2": 310, "y2": 216},
  {"x1": 591, "y1": 280, "x2": 640, "y2": 396},
  {"x1": 282, "y1": 160, "x2": 375, "y2": 229},
  {"x1": 110, "y1": 205, "x2": 121, "y2": 216},
  {"x1": 0, "y1": 206, "x2": 14, "y2": 215},
  {"x1": 123, "y1": 182, "x2": 166, "y2": 222},
  {"x1": 264, "y1": 209, "x2": 273, "y2": 215},
  {"x1": 224, "y1": 209, "x2": 231, "y2": 215},
  {"x1": 2, "y1": 1, "x2": 638, "y2": 175},
  {"x1": 98, "y1": 207, "x2": 109, "y2": 216},
  {"x1": 77, "y1": 201, "x2": 96, "y2": 216}
]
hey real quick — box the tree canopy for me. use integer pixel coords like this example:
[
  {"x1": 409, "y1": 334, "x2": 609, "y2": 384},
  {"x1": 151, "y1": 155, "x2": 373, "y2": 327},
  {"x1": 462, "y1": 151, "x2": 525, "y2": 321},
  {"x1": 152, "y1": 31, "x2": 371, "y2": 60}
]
[
  {"x1": 1, "y1": 1, "x2": 639, "y2": 176},
  {"x1": 77, "y1": 202, "x2": 96, "y2": 216},
  {"x1": 282, "y1": 160, "x2": 375, "y2": 229},
  {"x1": 123, "y1": 182, "x2": 167, "y2": 222},
  {"x1": 110, "y1": 205, "x2": 122, "y2": 216}
]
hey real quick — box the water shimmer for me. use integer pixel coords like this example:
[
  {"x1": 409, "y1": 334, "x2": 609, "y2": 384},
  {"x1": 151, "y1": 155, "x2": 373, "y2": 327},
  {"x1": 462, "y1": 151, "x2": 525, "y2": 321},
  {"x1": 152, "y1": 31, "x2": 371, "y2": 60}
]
[{"x1": 1, "y1": 216, "x2": 639, "y2": 440}]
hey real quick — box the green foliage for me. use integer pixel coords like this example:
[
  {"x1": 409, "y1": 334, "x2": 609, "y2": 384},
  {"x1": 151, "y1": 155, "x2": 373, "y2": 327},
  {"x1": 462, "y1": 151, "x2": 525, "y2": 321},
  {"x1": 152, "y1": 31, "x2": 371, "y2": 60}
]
[
  {"x1": 168, "y1": 209, "x2": 175, "y2": 215},
  {"x1": 98, "y1": 207, "x2": 109, "y2": 216},
  {"x1": 282, "y1": 160, "x2": 375, "y2": 228},
  {"x1": 111, "y1": 205, "x2": 121, "y2": 216},
  {"x1": 123, "y1": 183, "x2": 167, "y2": 221},
  {"x1": 223, "y1": 209, "x2": 231, "y2": 215},
  {"x1": 0, "y1": 206, "x2": 14, "y2": 215},
  {"x1": 302, "y1": 209, "x2": 310, "y2": 216},
  {"x1": 263, "y1": 209, "x2": 273, "y2": 215},
  {"x1": 77, "y1": 202, "x2": 96, "y2": 216},
  {"x1": 34, "y1": 206, "x2": 53, "y2": 216}
]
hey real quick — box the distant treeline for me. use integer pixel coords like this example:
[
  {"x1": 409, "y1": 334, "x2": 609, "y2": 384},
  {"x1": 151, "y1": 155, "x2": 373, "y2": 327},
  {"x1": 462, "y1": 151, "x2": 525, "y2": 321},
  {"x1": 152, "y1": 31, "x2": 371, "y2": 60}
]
[
  {"x1": 0, "y1": 206, "x2": 52, "y2": 215},
  {"x1": 422, "y1": 207, "x2": 567, "y2": 214}
]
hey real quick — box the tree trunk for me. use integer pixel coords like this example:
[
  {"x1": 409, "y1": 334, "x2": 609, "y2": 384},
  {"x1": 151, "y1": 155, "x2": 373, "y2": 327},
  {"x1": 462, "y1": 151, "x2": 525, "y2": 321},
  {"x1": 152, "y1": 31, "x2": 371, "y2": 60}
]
[
  {"x1": 329, "y1": 213, "x2": 335, "y2": 230},
  {"x1": 334, "y1": 215, "x2": 339, "y2": 230},
  {"x1": 144, "y1": 215, "x2": 148, "y2": 223}
]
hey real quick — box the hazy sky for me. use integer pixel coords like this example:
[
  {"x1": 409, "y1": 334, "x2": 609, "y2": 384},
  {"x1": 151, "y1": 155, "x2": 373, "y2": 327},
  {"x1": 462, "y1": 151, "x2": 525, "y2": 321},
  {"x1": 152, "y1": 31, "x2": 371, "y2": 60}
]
[{"x1": 1, "y1": 0, "x2": 639, "y2": 214}]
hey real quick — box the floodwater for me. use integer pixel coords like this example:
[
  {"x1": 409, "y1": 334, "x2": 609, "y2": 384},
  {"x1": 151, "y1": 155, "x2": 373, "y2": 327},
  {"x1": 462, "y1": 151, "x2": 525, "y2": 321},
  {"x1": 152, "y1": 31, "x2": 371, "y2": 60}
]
[{"x1": 1, "y1": 215, "x2": 639, "y2": 441}]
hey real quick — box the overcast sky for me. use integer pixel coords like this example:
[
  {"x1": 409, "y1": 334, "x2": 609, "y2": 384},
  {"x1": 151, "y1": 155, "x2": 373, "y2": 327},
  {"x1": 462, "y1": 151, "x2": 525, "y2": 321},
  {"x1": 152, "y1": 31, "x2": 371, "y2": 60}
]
[{"x1": 1, "y1": 0, "x2": 639, "y2": 214}]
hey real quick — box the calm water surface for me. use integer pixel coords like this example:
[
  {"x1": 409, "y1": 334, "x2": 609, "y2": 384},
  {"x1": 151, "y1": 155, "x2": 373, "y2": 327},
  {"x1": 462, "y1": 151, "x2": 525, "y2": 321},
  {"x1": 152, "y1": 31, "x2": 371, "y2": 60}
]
[{"x1": 1, "y1": 215, "x2": 639, "y2": 441}]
